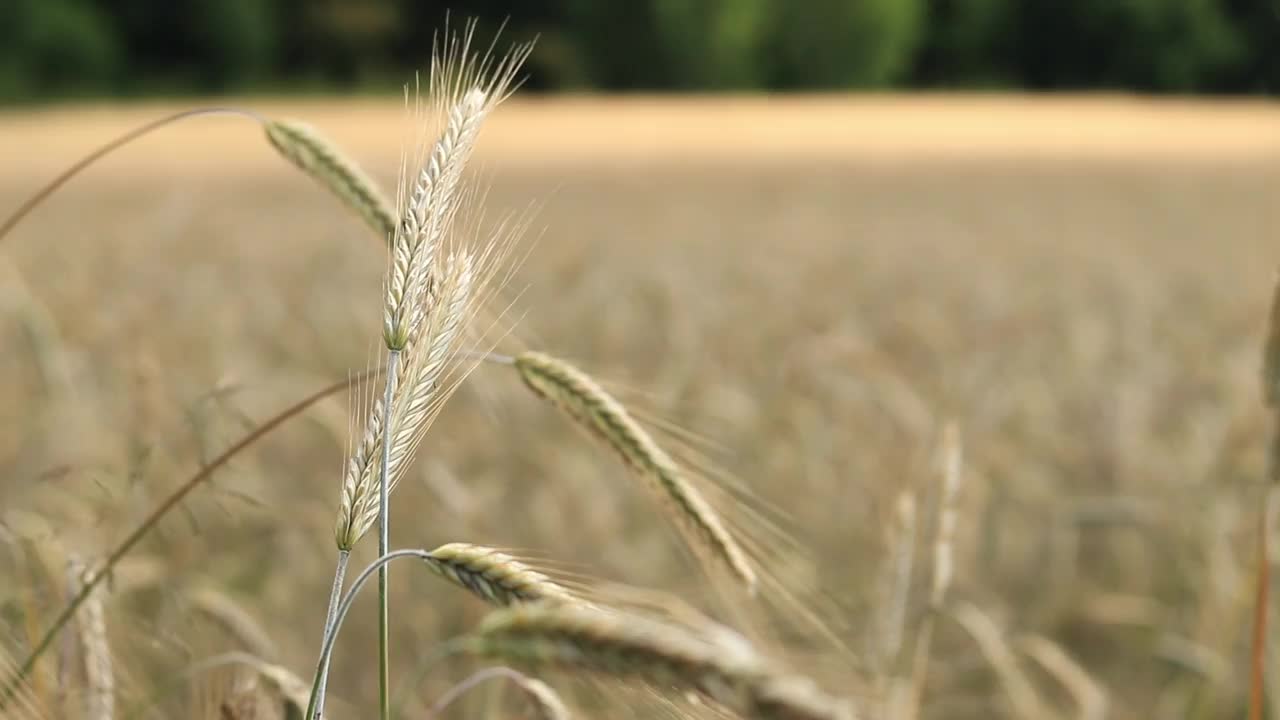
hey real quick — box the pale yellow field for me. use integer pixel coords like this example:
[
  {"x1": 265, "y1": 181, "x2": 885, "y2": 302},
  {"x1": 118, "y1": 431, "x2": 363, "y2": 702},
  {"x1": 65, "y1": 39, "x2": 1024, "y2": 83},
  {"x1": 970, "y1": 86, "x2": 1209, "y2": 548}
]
[{"x1": 1, "y1": 96, "x2": 1279, "y2": 718}]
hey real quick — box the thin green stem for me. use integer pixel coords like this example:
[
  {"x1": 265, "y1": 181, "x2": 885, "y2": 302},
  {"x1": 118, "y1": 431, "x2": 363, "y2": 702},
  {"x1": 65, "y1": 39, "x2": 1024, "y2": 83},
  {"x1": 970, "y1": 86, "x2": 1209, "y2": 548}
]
[
  {"x1": 307, "y1": 549, "x2": 431, "y2": 720},
  {"x1": 0, "y1": 371, "x2": 373, "y2": 708},
  {"x1": 313, "y1": 548, "x2": 350, "y2": 716},
  {"x1": 378, "y1": 349, "x2": 401, "y2": 720}
]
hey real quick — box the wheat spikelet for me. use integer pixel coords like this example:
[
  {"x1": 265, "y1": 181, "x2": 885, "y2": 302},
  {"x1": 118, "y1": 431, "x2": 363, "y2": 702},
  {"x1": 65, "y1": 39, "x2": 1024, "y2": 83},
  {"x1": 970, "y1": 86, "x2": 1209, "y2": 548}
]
[
  {"x1": 423, "y1": 542, "x2": 578, "y2": 606},
  {"x1": 386, "y1": 28, "x2": 528, "y2": 350},
  {"x1": 263, "y1": 119, "x2": 396, "y2": 243},
  {"x1": 71, "y1": 564, "x2": 114, "y2": 720},
  {"x1": 385, "y1": 86, "x2": 486, "y2": 351},
  {"x1": 335, "y1": 251, "x2": 476, "y2": 550},
  {"x1": 513, "y1": 351, "x2": 757, "y2": 593},
  {"x1": 467, "y1": 604, "x2": 852, "y2": 720}
]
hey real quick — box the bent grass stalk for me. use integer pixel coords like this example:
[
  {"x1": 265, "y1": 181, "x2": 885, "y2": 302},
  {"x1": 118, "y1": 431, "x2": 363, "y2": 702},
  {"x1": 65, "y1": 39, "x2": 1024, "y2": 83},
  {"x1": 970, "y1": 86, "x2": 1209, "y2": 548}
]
[
  {"x1": 427, "y1": 666, "x2": 569, "y2": 720},
  {"x1": 0, "y1": 371, "x2": 374, "y2": 707},
  {"x1": 0, "y1": 108, "x2": 264, "y2": 245}
]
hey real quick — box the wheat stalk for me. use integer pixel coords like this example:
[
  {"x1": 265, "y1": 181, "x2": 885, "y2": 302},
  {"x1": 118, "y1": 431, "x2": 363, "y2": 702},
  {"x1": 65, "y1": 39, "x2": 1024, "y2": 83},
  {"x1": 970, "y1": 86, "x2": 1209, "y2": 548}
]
[
  {"x1": 467, "y1": 603, "x2": 853, "y2": 720},
  {"x1": 264, "y1": 119, "x2": 398, "y2": 245},
  {"x1": 513, "y1": 351, "x2": 758, "y2": 594},
  {"x1": 423, "y1": 543, "x2": 580, "y2": 607}
]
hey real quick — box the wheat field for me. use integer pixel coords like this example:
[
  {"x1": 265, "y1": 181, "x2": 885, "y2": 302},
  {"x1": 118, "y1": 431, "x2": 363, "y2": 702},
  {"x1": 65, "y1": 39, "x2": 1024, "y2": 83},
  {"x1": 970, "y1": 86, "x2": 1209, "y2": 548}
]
[{"x1": 1, "y1": 94, "x2": 1279, "y2": 719}]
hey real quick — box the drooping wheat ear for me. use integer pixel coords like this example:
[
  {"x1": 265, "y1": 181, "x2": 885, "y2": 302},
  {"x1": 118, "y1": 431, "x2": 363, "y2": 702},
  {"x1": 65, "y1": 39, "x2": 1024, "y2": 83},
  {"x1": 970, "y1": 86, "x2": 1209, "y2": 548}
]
[
  {"x1": 264, "y1": 119, "x2": 397, "y2": 243},
  {"x1": 467, "y1": 604, "x2": 853, "y2": 720},
  {"x1": 72, "y1": 564, "x2": 114, "y2": 720},
  {"x1": 423, "y1": 542, "x2": 580, "y2": 606},
  {"x1": 513, "y1": 351, "x2": 758, "y2": 594},
  {"x1": 335, "y1": 251, "x2": 476, "y2": 550}
]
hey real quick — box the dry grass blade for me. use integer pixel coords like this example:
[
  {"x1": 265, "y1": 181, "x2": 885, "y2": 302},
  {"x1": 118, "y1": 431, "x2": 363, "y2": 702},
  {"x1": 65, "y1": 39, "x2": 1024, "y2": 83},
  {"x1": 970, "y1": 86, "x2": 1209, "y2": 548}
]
[
  {"x1": 949, "y1": 602, "x2": 1049, "y2": 719},
  {"x1": 466, "y1": 603, "x2": 853, "y2": 720},
  {"x1": 264, "y1": 119, "x2": 397, "y2": 245},
  {"x1": 1016, "y1": 635, "x2": 1107, "y2": 720},
  {"x1": 427, "y1": 666, "x2": 570, "y2": 720},
  {"x1": 423, "y1": 543, "x2": 579, "y2": 606},
  {"x1": 514, "y1": 351, "x2": 758, "y2": 594},
  {"x1": 189, "y1": 586, "x2": 278, "y2": 659}
]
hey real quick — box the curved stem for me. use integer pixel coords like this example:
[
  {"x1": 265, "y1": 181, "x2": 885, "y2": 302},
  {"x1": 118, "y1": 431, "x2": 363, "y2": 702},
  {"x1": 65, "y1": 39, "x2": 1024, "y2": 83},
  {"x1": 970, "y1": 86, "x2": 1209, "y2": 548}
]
[
  {"x1": 426, "y1": 666, "x2": 530, "y2": 718},
  {"x1": 0, "y1": 107, "x2": 263, "y2": 244},
  {"x1": 0, "y1": 370, "x2": 375, "y2": 707},
  {"x1": 307, "y1": 549, "x2": 432, "y2": 720}
]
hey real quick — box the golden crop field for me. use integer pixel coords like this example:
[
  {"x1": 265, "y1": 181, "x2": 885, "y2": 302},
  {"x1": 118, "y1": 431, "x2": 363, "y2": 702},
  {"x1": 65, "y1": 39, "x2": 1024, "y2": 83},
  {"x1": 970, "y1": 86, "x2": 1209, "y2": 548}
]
[{"x1": 1, "y1": 94, "x2": 1279, "y2": 719}]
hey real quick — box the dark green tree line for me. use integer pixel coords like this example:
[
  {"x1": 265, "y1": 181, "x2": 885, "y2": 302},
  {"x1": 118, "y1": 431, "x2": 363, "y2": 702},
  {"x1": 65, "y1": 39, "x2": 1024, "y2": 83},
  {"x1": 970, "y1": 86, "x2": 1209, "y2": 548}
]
[{"x1": 1, "y1": 0, "x2": 1276, "y2": 102}]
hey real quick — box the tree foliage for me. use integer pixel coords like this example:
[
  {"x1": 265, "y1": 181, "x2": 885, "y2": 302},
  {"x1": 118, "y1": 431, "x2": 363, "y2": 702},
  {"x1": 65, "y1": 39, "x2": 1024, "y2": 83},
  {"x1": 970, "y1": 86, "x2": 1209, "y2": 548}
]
[{"x1": 2, "y1": 0, "x2": 1277, "y2": 102}]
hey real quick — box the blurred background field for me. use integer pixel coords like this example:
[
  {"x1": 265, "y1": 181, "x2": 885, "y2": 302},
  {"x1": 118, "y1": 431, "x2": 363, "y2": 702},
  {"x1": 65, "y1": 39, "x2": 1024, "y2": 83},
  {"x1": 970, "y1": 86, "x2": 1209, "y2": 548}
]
[{"x1": 3, "y1": 3, "x2": 1280, "y2": 720}]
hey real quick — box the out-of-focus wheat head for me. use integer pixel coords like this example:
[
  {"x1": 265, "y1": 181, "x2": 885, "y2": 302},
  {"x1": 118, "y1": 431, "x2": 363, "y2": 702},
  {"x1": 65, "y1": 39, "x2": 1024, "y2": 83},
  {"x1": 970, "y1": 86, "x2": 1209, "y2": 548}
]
[{"x1": 467, "y1": 603, "x2": 854, "y2": 720}]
